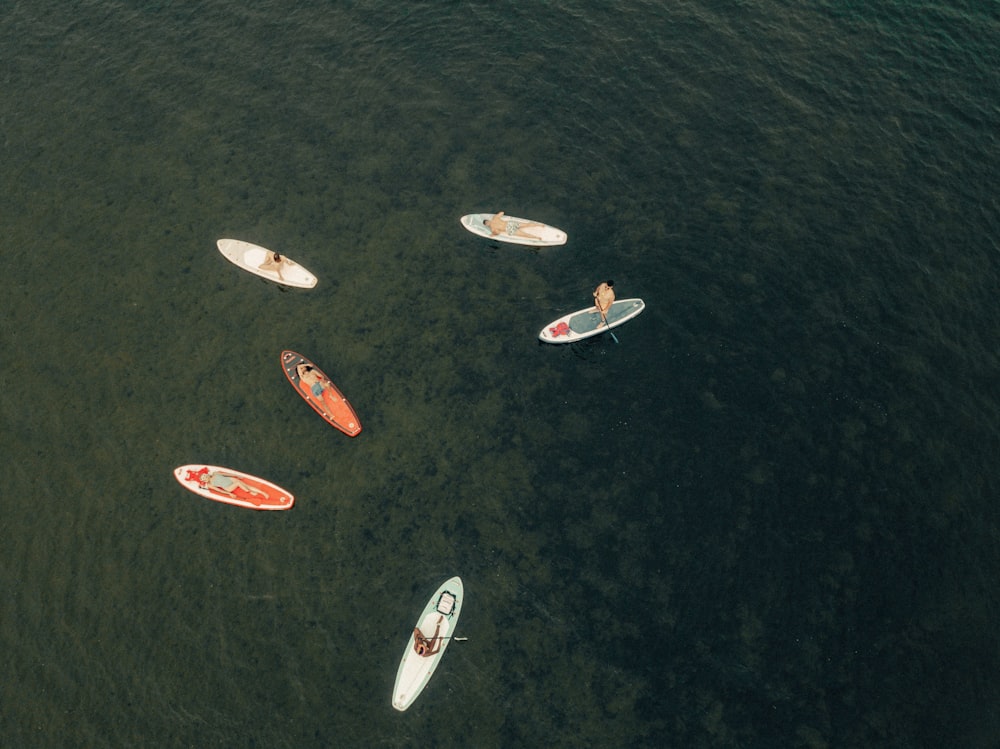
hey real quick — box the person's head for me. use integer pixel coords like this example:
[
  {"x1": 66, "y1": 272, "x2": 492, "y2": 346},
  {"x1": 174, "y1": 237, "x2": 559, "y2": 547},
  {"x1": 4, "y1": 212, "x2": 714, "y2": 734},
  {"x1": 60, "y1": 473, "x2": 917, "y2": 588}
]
[
  {"x1": 606, "y1": 280, "x2": 614, "y2": 288},
  {"x1": 482, "y1": 219, "x2": 490, "y2": 226},
  {"x1": 273, "y1": 252, "x2": 282, "y2": 261}
]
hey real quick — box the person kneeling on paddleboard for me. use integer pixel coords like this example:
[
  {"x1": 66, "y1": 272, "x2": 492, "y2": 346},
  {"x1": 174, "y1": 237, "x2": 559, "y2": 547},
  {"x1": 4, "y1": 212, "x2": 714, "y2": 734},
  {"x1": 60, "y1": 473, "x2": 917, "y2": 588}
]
[
  {"x1": 413, "y1": 617, "x2": 443, "y2": 657},
  {"x1": 593, "y1": 280, "x2": 615, "y2": 325},
  {"x1": 257, "y1": 251, "x2": 286, "y2": 281}
]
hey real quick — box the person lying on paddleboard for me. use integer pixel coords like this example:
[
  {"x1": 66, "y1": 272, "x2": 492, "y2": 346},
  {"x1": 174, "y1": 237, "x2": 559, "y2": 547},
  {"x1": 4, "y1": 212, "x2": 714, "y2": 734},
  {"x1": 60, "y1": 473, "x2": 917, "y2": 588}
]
[
  {"x1": 296, "y1": 363, "x2": 342, "y2": 418},
  {"x1": 198, "y1": 470, "x2": 269, "y2": 503},
  {"x1": 593, "y1": 280, "x2": 615, "y2": 325},
  {"x1": 257, "y1": 251, "x2": 286, "y2": 280},
  {"x1": 413, "y1": 617, "x2": 444, "y2": 657},
  {"x1": 483, "y1": 211, "x2": 545, "y2": 241}
]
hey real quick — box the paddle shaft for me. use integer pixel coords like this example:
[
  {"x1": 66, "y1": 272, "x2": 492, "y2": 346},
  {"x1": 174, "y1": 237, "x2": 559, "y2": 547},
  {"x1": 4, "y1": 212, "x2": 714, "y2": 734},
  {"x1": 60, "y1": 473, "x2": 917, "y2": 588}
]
[{"x1": 602, "y1": 314, "x2": 620, "y2": 343}]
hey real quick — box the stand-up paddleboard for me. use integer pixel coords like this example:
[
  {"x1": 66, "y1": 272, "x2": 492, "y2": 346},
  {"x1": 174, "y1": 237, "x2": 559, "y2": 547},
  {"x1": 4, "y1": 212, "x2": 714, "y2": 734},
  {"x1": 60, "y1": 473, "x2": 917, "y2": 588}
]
[
  {"x1": 280, "y1": 350, "x2": 362, "y2": 437},
  {"x1": 392, "y1": 576, "x2": 464, "y2": 711},
  {"x1": 217, "y1": 238, "x2": 318, "y2": 289},
  {"x1": 173, "y1": 464, "x2": 294, "y2": 510},
  {"x1": 539, "y1": 298, "x2": 645, "y2": 343},
  {"x1": 460, "y1": 213, "x2": 567, "y2": 247}
]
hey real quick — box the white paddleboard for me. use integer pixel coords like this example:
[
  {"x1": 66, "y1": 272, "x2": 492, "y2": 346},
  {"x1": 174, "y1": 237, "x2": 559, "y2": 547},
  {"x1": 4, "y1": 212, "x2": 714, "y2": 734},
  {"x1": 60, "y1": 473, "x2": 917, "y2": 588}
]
[
  {"x1": 392, "y1": 576, "x2": 464, "y2": 711},
  {"x1": 173, "y1": 464, "x2": 294, "y2": 510},
  {"x1": 216, "y1": 238, "x2": 318, "y2": 288},
  {"x1": 460, "y1": 213, "x2": 567, "y2": 247},
  {"x1": 539, "y1": 298, "x2": 645, "y2": 343}
]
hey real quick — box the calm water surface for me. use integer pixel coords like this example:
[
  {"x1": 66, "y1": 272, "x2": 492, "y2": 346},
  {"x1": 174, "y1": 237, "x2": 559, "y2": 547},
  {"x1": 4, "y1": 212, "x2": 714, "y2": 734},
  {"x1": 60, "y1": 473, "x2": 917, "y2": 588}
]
[{"x1": 2, "y1": 1, "x2": 998, "y2": 747}]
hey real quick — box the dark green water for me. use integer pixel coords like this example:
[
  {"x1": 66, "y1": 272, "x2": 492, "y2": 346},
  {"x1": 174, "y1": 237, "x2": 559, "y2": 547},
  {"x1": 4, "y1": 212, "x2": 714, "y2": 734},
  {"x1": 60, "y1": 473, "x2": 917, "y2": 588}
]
[{"x1": 2, "y1": 1, "x2": 998, "y2": 747}]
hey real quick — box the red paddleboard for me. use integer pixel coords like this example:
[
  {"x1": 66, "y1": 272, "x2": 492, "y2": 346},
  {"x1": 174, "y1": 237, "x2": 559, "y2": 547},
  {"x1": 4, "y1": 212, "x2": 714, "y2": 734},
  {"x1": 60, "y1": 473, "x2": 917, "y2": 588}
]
[
  {"x1": 173, "y1": 465, "x2": 294, "y2": 510},
  {"x1": 280, "y1": 350, "x2": 362, "y2": 437}
]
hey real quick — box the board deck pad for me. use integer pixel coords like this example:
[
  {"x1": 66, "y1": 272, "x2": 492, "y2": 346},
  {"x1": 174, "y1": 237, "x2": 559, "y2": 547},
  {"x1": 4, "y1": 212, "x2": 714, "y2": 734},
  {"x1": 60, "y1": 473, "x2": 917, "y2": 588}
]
[{"x1": 280, "y1": 350, "x2": 362, "y2": 437}]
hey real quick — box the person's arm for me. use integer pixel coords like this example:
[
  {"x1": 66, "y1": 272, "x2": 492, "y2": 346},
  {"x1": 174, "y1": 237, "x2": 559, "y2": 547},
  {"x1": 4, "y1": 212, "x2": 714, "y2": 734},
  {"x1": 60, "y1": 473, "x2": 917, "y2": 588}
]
[{"x1": 428, "y1": 635, "x2": 442, "y2": 654}]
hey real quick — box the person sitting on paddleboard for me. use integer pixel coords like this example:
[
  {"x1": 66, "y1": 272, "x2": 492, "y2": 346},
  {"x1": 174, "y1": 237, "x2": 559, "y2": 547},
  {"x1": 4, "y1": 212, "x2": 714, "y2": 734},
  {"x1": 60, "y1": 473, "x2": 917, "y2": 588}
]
[
  {"x1": 258, "y1": 251, "x2": 286, "y2": 280},
  {"x1": 593, "y1": 280, "x2": 615, "y2": 326},
  {"x1": 413, "y1": 617, "x2": 444, "y2": 657},
  {"x1": 483, "y1": 211, "x2": 544, "y2": 241}
]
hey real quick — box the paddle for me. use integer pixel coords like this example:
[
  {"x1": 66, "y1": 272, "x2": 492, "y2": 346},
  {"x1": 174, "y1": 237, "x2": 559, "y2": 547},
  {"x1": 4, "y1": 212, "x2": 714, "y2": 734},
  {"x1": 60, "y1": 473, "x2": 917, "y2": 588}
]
[{"x1": 602, "y1": 314, "x2": 619, "y2": 344}]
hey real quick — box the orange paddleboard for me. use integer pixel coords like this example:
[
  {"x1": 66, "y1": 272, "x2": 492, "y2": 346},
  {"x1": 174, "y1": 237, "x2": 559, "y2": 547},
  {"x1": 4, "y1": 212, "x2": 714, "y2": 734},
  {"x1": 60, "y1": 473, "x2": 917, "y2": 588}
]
[
  {"x1": 173, "y1": 465, "x2": 294, "y2": 510},
  {"x1": 280, "y1": 350, "x2": 362, "y2": 437}
]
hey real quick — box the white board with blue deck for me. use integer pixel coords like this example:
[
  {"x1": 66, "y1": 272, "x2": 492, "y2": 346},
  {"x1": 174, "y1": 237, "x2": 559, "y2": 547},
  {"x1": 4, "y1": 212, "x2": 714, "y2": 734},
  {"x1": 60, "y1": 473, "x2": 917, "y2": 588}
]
[
  {"x1": 539, "y1": 298, "x2": 645, "y2": 343},
  {"x1": 460, "y1": 213, "x2": 567, "y2": 246}
]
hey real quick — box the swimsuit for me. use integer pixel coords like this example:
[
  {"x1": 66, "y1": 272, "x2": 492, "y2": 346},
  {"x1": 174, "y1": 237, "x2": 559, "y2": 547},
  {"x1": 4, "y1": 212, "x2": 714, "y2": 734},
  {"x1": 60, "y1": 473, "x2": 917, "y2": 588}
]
[
  {"x1": 505, "y1": 220, "x2": 520, "y2": 235},
  {"x1": 207, "y1": 473, "x2": 236, "y2": 490},
  {"x1": 307, "y1": 380, "x2": 340, "y2": 413}
]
